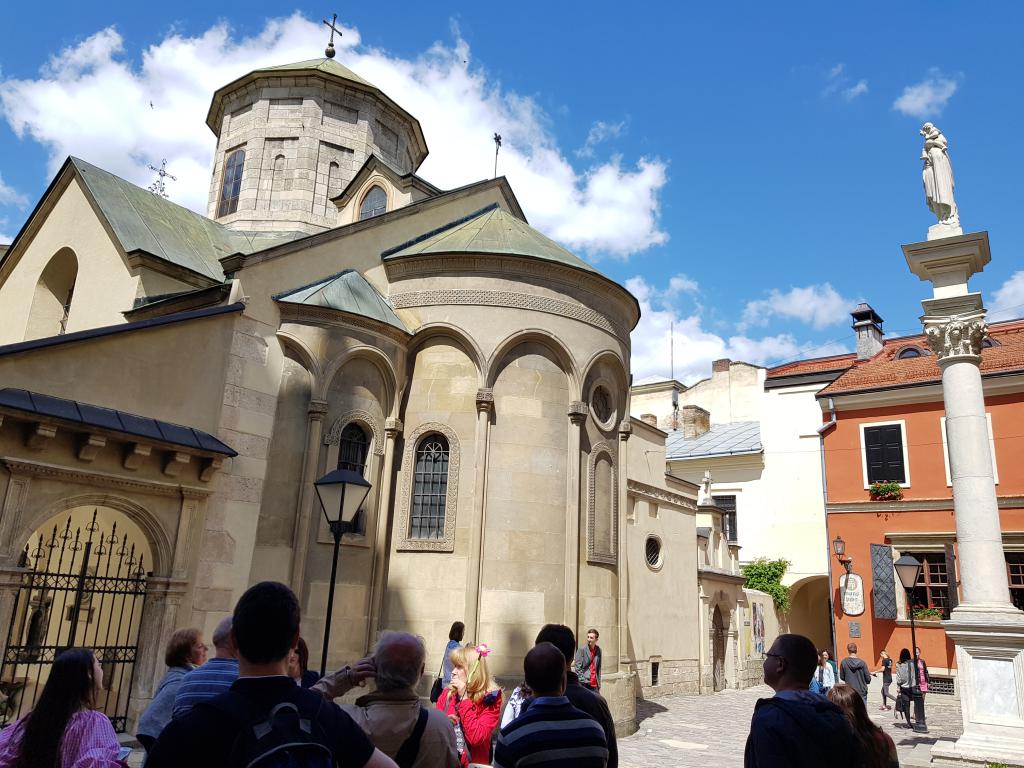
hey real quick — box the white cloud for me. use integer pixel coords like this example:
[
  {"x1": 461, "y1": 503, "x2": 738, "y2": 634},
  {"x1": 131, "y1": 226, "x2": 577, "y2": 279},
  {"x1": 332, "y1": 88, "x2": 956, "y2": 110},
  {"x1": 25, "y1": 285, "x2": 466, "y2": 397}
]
[
  {"x1": 576, "y1": 120, "x2": 625, "y2": 158},
  {"x1": 739, "y1": 283, "x2": 854, "y2": 332},
  {"x1": 0, "y1": 16, "x2": 667, "y2": 259},
  {"x1": 892, "y1": 70, "x2": 959, "y2": 118},
  {"x1": 627, "y1": 275, "x2": 849, "y2": 383},
  {"x1": 842, "y1": 79, "x2": 868, "y2": 101},
  {"x1": 0, "y1": 171, "x2": 27, "y2": 207},
  {"x1": 990, "y1": 271, "x2": 1024, "y2": 322}
]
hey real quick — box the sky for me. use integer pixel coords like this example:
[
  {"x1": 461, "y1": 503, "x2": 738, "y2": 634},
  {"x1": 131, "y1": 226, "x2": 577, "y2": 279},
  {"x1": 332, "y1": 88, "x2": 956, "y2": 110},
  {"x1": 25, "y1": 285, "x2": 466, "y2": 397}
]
[{"x1": 1, "y1": 1, "x2": 1023, "y2": 383}]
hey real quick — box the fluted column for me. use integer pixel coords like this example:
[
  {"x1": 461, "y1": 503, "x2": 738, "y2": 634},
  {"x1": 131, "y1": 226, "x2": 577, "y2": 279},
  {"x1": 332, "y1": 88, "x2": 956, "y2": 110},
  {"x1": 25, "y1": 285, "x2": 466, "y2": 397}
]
[
  {"x1": 289, "y1": 399, "x2": 329, "y2": 592},
  {"x1": 367, "y1": 417, "x2": 402, "y2": 648},
  {"x1": 465, "y1": 389, "x2": 493, "y2": 643},
  {"x1": 565, "y1": 401, "x2": 587, "y2": 631}
]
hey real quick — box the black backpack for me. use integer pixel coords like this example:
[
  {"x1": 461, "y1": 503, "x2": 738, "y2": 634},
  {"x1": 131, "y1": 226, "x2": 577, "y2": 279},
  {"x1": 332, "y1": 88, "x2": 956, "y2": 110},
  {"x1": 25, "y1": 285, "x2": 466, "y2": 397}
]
[{"x1": 203, "y1": 691, "x2": 336, "y2": 768}]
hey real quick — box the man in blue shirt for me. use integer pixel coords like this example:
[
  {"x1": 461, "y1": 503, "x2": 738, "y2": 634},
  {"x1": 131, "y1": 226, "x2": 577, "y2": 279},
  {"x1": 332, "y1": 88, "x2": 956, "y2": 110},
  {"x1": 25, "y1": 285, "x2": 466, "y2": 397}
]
[{"x1": 172, "y1": 616, "x2": 238, "y2": 718}]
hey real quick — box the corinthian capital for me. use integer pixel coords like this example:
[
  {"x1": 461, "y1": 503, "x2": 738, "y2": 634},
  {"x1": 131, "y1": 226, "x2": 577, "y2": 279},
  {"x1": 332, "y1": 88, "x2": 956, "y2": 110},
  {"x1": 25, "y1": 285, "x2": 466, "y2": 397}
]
[{"x1": 924, "y1": 314, "x2": 987, "y2": 363}]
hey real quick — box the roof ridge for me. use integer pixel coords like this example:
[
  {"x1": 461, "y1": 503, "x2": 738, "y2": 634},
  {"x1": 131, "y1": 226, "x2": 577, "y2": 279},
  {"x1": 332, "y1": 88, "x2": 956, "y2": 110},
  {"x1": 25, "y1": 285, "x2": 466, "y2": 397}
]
[
  {"x1": 380, "y1": 203, "x2": 499, "y2": 258},
  {"x1": 272, "y1": 268, "x2": 357, "y2": 301}
]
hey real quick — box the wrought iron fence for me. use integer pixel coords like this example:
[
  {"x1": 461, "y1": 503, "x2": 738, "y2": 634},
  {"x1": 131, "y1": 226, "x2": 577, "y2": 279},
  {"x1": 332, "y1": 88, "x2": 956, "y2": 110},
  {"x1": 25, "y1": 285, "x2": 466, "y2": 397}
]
[{"x1": 0, "y1": 509, "x2": 148, "y2": 732}]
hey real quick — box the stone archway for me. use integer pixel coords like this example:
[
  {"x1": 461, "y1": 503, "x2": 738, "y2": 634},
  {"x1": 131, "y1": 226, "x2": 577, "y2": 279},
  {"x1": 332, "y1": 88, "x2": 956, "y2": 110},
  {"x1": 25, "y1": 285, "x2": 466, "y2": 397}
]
[
  {"x1": 788, "y1": 575, "x2": 832, "y2": 652},
  {"x1": 712, "y1": 604, "x2": 727, "y2": 692}
]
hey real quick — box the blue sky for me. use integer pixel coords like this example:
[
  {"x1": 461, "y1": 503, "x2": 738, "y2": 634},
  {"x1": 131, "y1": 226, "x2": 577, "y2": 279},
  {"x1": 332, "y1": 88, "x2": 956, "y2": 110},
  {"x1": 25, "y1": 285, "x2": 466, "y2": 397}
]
[{"x1": 2, "y1": 2, "x2": 1022, "y2": 381}]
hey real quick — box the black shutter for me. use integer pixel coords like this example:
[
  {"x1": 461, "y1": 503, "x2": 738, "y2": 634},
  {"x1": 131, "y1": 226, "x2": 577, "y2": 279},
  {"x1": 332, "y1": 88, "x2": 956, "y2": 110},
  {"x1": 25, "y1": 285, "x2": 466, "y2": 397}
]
[
  {"x1": 944, "y1": 542, "x2": 959, "y2": 610},
  {"x1": 865, "y1": 425, "x2": 906, "y2": 484},
  {"x1": 871, "y1": 543, "x2": 897, "y2": 619}
]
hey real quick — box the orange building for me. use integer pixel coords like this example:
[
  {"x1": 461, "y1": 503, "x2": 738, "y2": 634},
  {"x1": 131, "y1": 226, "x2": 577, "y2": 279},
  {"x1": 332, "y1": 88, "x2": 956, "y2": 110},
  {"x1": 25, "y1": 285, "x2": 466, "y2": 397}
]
[{"x1": 817, "y1": 305, "x2": 1024, "y2": 695}]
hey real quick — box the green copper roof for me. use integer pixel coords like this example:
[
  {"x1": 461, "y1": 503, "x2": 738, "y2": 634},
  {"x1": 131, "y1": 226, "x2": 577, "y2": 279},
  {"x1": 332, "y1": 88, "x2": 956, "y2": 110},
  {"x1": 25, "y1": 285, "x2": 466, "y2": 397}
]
[
  {"x1": 273, "y1": 269, "x2": 409, "y2": 333},
  {"x1": 71, "y1": 157, "x2": 304, "y2": 282},
  {"x1": 381, "y1": 204, "x2": 599, "y2": 275},
  {"x1": 253, "y1": 58, "x2": 375, "y2": 88}
]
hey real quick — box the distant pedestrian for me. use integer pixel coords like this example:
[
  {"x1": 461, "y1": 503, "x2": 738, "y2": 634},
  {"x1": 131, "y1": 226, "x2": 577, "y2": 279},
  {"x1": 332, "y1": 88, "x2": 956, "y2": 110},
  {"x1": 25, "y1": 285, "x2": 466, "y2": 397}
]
[
  {"x1": 315, "y1": 631, "x2": 459, "y2": 768},
  {"x1": 876, "y1": 650, "x2": 894, "y2": 711},
  {"x1": 828, "y1": 685, "x2": 899, "y2": 767},
  {"x1": 436, "y1": 643, "x2": 502, "y2": 767},
  {"x1": 839, "y1": 642, "x2": 872, "y2": 703},
  {"x1": 914, "y1": 646, "x2": 930, "y2": 706},
  {"x1": 493, "y1": 642, "x2": 608, "y2": 768},
  {"x1": 744, "y1": 633, "x2": 862, "y2": 768},
  {"x1": 146, "y1": 581, "x2": 396, "y2": 768},
  {"x1": 536, "y1": 624, "x2": 618, "y2": 768},
  {"x1": 573, "y1": 628, "x2": 602, "y2": 691},
  {"x1": 137, "y1": 627, "x2": 207, "y2": 751},
  {"x1": 172, "y1": 617, "x2": 238, "y2": 718},
  {"x1": 822, "y1": 649, "x2": 838, "y2": 684},
  {"x1": 810, "y1": 650, "x2": 835, "y2": 695},
  {"x1": 441, "y1": 621, "x2": 465, "y2": 687},
  {"x1": 0, "y1": 647, "x2": 124, "y2": 768},
  {"x1": 894, "y1": 648, "x2": 914, "y2": 727}
]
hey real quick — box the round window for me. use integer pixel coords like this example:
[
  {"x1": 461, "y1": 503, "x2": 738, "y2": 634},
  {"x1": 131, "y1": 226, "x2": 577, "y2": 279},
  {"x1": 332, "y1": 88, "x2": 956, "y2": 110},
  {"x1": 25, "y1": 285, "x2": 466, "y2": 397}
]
[
  {"x1": 590, "y1": 384, "x2": 616, "y2": 429},
  {"x1": 645, "y1": 535, "x2": 663, "y2": 570}
]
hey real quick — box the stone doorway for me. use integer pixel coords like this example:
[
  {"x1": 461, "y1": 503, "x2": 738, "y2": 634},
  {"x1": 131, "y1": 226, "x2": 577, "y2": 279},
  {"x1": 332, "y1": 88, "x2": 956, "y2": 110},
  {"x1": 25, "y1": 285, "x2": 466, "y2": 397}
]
[{"x1": 712, "y1": 604, "x2": 727, "y2": 692}]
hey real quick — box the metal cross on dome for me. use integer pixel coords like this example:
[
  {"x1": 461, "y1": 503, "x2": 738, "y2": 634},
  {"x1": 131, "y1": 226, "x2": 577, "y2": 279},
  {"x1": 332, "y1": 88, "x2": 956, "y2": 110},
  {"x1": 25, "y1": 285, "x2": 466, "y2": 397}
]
[{"x1": 323, "y1": 13, "x2": 342, "y2": 59}]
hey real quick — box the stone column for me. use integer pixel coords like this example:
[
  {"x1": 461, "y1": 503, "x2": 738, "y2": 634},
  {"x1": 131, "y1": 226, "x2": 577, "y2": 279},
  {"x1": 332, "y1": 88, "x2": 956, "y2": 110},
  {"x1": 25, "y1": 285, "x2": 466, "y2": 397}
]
[
  {"x1": 464, "y1": 389, "x2": 493, "y2": 643},
  {"x1": 289, "y1": 399, "x2": 329, "y2": 592},
  {"x1": 903, "y1": 232, "x2": 1024, "y2": 767},
  {"x1": 366, "y1": 417, "x2": 401, "y2": 648},
  {"x1": 615, "y1": 420, "x2": 632, "y2": 674},
  {"x1": 565, "y1": 401, "x2": 587, "y2": 631}
]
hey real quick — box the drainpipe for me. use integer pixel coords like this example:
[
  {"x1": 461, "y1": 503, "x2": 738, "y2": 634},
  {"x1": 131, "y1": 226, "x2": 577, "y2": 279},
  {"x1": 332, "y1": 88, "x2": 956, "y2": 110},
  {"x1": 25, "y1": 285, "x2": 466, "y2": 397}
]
[{"x1": 817, "y1": 397, "x2": 838, "y2": 652}]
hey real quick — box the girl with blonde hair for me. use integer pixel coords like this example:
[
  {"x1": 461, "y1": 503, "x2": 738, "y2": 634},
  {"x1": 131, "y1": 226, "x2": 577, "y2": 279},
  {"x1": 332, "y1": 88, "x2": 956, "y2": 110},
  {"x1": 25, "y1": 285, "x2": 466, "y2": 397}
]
[{"x1": 435, "y1": 643, "x2": 502, "y2": 767}]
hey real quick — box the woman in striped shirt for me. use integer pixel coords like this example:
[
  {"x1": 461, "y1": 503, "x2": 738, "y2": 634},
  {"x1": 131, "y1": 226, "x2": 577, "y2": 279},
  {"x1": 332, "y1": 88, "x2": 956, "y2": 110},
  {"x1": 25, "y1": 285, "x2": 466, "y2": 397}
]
[{"x1": 0, "y1": 647, "x2": 124, "y2": 768}]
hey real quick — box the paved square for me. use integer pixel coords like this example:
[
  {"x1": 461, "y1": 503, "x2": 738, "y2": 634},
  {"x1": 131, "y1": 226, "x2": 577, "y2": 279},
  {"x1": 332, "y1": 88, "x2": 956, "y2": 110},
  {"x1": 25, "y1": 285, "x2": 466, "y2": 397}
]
[{"x1": 620, "y1": 684, "x2": 963, "y2": 768}]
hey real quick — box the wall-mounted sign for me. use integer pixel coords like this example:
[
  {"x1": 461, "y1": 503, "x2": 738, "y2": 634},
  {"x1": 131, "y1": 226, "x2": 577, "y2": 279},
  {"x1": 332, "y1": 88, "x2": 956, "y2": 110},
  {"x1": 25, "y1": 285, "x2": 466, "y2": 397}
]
[
  {"x1": 849, "y1": 621, "x2": 861, "y2": 638},
  {"x1": 840, "y1": 573, "x2": 865, "y2": 616}
]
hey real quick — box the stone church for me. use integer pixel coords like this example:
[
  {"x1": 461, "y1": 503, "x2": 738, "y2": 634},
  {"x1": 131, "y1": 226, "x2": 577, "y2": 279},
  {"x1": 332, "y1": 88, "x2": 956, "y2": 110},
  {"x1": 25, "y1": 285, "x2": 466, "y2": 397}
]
[{"x1": 0, "y1": 50, "x2": 772, "y2": 733}]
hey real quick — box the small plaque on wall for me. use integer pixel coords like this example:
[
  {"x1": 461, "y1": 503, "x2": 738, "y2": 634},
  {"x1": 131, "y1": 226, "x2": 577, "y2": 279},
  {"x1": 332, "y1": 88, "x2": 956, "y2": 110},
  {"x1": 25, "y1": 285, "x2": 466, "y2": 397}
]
[{"x1": 849, "y1": 622, "x2": 861, "y2": 638}]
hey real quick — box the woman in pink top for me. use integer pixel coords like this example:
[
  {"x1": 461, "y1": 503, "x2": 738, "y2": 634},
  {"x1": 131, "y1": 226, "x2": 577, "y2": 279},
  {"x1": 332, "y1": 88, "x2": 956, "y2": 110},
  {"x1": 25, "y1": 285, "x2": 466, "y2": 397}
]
[{"x1": 0, "y1": 647, "x2": 124, "y2": 768}]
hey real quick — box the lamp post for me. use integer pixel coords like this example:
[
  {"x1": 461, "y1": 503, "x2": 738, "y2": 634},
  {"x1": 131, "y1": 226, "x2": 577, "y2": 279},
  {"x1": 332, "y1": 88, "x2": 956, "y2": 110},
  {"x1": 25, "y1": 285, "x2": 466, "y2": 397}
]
[
  {"x1": 314, "y1": 469, "x2": 372, "y2": 677},
  {"x1": 832, "y1": 535, "x2": 852, "y2": 575},
  {"x1": 894, "y1": 553, "x2": 928, "y2": 733}
]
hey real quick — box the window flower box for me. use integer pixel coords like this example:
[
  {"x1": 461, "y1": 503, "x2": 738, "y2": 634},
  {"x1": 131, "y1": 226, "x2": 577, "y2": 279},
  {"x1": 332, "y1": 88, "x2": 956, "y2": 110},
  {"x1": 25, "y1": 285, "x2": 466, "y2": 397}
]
[{"x1": 869, "y1": 480, "x2": 904, "y2": 501}]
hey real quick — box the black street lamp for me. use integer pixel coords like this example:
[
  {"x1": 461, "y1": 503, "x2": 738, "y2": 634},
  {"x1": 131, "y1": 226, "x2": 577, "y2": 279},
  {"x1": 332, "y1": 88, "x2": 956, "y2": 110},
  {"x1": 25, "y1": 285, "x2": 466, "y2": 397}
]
[
  {"x1": 314, "y1": 469, "x2": 372, "y2": 676},
  {"x1": 832, "y1": 535, "x2": 853, "y2": 575},
  {"x1": 894, "y1": 553, "x2": 929, "y2": 733}
]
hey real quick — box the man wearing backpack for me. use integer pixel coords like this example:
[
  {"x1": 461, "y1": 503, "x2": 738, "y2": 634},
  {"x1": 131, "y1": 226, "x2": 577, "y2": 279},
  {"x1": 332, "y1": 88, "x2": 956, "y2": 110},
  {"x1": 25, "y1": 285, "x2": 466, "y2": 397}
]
[
  {"x1": 147, "y1": 581, "x2": 397, "y2": 768},
  {"x1": 314, "y1": 632, "x2": 458, "y2": 768}
]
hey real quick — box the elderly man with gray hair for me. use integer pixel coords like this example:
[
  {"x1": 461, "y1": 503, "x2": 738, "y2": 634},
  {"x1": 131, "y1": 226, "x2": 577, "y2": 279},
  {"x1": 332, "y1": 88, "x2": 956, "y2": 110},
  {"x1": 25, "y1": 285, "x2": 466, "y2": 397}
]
[{"x1": 315, "y1": 632, "x2": 458, "y2": 768}]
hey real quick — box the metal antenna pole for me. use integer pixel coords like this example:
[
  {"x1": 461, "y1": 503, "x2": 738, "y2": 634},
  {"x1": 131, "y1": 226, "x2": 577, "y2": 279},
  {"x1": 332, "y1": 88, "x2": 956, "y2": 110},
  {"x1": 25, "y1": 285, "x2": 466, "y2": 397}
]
[{"x1": 493, "y1": 133, "x2": 502, "y2": 178}]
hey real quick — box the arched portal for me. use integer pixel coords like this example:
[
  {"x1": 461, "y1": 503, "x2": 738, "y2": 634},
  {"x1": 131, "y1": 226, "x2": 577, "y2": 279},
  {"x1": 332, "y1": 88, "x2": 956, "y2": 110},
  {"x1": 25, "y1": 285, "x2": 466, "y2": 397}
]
[
  {"x1": 26, "y1": 247, "x2": 78, "y2": 340},
  {"x1": 788, "y1": 575, "x2": 832, "y2": 652},
  {"x1": 0, "y1": 505, "x2": 152, "y2": 733}
]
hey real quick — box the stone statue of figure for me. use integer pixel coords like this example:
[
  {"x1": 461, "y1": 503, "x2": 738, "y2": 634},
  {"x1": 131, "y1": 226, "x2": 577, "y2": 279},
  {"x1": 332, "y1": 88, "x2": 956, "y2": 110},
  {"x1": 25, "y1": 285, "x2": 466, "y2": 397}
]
[{"x1": 921, "y1": 122, "x2": 959, "y2": 229}]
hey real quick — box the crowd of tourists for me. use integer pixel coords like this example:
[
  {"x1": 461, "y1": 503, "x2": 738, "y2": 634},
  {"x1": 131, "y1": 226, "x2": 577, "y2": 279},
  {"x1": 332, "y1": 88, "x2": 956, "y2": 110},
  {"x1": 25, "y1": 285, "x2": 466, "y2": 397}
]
[{"x1": 0, "y1": 581, "x2": 616, "y2": 768}]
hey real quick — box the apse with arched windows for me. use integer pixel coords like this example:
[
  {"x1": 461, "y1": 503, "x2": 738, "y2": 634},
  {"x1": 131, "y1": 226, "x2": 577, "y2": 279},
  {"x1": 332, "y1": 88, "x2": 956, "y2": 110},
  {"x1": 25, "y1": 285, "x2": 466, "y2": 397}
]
[{"x1": 25, "y1": 247, "x2": 78, "y2": 340}]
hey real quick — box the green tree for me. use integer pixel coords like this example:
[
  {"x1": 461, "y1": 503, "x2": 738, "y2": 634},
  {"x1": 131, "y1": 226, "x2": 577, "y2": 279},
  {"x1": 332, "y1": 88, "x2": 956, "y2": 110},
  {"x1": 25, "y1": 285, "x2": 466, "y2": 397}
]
[{"x1": 742, "y1": 558, "x2": 791, "y2": 611}]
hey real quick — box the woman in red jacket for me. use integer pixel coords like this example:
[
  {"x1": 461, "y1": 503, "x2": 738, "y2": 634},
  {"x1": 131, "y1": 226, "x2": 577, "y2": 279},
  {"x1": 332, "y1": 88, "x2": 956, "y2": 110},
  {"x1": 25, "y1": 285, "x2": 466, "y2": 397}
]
[{"x1": 436, "y1": 643, "x2": 502, "y2": 767}]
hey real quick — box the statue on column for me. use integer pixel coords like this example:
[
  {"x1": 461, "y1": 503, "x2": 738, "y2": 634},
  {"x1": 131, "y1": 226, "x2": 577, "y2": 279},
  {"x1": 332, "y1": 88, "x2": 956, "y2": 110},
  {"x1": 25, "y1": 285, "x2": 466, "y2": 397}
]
[{"x1": 920, "y1": 122, "x2": 960, "y2": 233}]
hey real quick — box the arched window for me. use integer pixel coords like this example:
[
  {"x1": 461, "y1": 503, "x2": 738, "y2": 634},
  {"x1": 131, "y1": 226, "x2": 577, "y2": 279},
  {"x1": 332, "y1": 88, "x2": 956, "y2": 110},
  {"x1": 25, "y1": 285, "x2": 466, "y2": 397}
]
[
  {"x1": 218, "y1": 148, "x2": 245, "y2": 217},
  {"x1": 26, "y1": 249, "x2": 78, "y2": 340},
  {"x1": 409, "y1": 435, "x2": 449, "y2": 539},
  {"x1": 897, "y1": 346, "x2": 923, "y2": 359},
  {"x1": 337, "y1": 423, "x2": 369, "y2": 475},
  {"x1": 359, "y1": 185, "x2": 387, "y2": 220},
  {"x1": 269, "y1": 154, "x2": 285, "y2": 210}
]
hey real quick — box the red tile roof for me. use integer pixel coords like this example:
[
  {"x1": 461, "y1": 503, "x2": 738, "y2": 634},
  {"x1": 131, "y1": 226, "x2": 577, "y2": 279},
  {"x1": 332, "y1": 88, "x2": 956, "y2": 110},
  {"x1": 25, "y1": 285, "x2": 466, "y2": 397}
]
[
  {"x1": 819, "y1": 318, "x2": 1024, "y2": 396},
  {"x1": 766, "y1": 353, "x2": 856, "y2": 379}
]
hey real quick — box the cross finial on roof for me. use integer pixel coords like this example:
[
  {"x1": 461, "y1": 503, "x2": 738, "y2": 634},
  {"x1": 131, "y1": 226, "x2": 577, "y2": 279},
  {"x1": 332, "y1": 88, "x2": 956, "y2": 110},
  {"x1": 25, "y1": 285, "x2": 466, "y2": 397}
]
[
  {"x1": 147, "y1": 159, "x2": 177, "y2": 198},
  {"x1": 323, "y1": 13, "x2": 342, "y2": 58}
]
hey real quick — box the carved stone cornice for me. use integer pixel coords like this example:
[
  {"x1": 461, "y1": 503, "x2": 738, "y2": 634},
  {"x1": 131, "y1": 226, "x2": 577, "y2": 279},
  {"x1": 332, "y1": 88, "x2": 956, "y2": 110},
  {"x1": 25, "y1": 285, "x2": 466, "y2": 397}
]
[
  {"x1": 0, "y1": 457, "x2": 212, "y2": 498},
  {"x1": 277, "y1": 303, "x2": 411, "y2": 345},
  {"x1": 568, "y1": 401, "x2": 588, "y2": 425},
  {"x1": 308, "y1": 399, "x2": 330, "y2": 418},
  {"x1": 618, "y1": 420, "x2": 632, "y2": 442},
  {"x1": 475, "y1": 388, "x2": 494, "y2": 413},
  {"x1": 627, "y1": 479, "x2": 696, "y2": 511},
  {"x1": 924, "y1": 312, "x2": 987, "y2": 364},
  {"x1": 384, "y1": 417, "x2": 404, "y2": 437}
]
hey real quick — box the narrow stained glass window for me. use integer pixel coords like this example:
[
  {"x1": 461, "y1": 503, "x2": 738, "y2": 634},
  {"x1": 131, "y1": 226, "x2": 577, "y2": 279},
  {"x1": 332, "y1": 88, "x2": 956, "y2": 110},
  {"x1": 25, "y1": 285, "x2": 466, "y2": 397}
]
[
  {"x1": 337, "y1": 423, "x2": 369, "y2": 534},
  {"x1": 409, "y1": 435, "x2": 449, "y2": 539},
  {"x1": 359, "y1": 185, "x2": 387, "y2": 220},
  {"x1": 218, "y1": 148, "x2": 245, "y2": 217}
]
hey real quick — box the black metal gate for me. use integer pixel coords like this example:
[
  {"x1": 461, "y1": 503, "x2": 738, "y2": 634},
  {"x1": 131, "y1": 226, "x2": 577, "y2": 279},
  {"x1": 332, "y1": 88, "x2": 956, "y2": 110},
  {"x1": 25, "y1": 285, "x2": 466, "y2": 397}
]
[{"x1": 0, "y1": 509, "x2": 148, "y2": 732}]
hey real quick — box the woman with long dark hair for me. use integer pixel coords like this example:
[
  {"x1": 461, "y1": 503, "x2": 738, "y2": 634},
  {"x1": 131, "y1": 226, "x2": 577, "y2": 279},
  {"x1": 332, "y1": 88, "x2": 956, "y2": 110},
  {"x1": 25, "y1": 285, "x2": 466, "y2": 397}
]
[
  {"x1": 0, "y1": 647, "x2": 123, "y2": 767},
  {"x1": 828, "y1": 684, "x2": 899, "y2": 767},
  {"x1": 895, "y1": 647, "x2": 915, "y2": 727}
]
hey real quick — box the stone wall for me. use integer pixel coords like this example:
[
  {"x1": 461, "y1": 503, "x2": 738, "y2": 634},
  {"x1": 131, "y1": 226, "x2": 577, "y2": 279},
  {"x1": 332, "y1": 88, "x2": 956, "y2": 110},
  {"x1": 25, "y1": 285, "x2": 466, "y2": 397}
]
[{"x1": 633, "y1": 658, "x2": 700, "y2": 698}]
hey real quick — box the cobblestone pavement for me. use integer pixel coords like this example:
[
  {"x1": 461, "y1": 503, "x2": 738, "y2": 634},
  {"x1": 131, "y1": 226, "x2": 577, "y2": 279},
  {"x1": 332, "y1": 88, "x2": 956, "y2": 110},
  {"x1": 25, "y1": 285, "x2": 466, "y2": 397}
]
[{"x1": 619, "y1": 683, "x2": 963, "y2": 768}]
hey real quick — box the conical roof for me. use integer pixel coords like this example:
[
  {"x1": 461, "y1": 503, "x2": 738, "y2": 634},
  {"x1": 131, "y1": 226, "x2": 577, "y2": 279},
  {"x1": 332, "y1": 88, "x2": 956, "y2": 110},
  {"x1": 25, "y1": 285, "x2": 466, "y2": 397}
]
[
  {"x1": 252, "y1": 58, "x2": 376, "y2": 88},
  {"x1": 273, "y1": 269, "x2": 409, "y2": 333}
]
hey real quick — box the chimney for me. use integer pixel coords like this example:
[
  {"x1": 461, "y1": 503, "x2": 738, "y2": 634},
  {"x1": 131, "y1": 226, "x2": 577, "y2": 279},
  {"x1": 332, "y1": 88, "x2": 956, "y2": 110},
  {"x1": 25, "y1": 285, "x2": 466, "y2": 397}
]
[
  {"x1": 851, "y1": 303, "x2": 884, "y2": 360},
  {"x1": 712, "y1": 358, "x2": 731, "y2": 373},
  {"x1": 640, "y1": 414, "x2": 658, "y2": 427},
  {"x1": 681, "y1": 405, "x2": 711, "y2": 438}
]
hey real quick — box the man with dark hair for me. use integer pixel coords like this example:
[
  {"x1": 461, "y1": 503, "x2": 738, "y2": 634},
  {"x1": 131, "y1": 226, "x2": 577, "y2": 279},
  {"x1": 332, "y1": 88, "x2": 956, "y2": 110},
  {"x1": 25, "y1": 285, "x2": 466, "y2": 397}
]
[
  {"x1": 493, "y1": 643, "x2": 607, "y2": 768},
  {"x1": 573, "y1": 628, "x2": 602, "y2": 691},
  {"x1": 744, "y1": 634, "x2": 861, "y2": 768},
  {"x1": 839, "y1": 642, "x2": 872, "y2": 703},
  {"x1": 534, "y1": 624, "x2": 617, "y2": 768},
  {"x1": 147, "y1": 581, "x2": 397, "y2": 768}
]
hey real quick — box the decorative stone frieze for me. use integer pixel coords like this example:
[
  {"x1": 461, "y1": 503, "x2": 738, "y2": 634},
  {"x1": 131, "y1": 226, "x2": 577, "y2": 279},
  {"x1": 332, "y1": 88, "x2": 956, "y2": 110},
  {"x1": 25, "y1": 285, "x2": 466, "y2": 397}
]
[
  {"x1": 626, "y1": 479, "x2": 696, "y2": 511},
  {"x1": 568, "y1": 401, "x2": 588, "y2": 425},
  {"x1": 308, "y1": 399, "x2": 329, "y2": 418},
  {"x1": 923, "y1": 313, "x2": 987, "y2": 363}
]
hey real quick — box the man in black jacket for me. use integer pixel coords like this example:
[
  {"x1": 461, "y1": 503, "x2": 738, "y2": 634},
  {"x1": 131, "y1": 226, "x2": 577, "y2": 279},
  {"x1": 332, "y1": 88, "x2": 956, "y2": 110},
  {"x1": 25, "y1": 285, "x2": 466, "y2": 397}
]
[
  {"x1": 839, "y1": 642, "x2": 872, "y2": 703},
  {"x1": 534, "y1": 624, "x2": 618, "y2": 768},
  {"x1": 745, "y1": 634, "x2": 861, "y2": 768}
]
